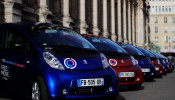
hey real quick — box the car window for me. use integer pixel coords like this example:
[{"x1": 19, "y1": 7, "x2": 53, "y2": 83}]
[
  {"x1": 120, "y1": 44, "x2": 144, "y2": 56},
  {"x1": 3, "y1": 28, "x2": 26, "y2": 53},
  {"x1": 139, "y1": 48, "x2": 155, "y2": 58},
  {"x1": 86, "y1": 37, "x2": 127, "y2": 54},
  {"x1": 29, "y1": 26, "x2": 97, "y2": 51}
]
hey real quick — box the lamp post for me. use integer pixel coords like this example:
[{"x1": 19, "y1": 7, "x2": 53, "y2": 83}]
[{"x1": 169, "y1": 37, "x2": 171, "y2": 52}]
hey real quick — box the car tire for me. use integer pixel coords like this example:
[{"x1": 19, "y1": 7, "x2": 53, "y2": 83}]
[{"x1": 32, "y1": 77, "x2": 49, "y2": 100}]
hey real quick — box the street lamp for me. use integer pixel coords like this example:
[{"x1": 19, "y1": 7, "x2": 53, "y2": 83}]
[{"x1": 169, "y1": 37, "x2": 171, "y2": 52}]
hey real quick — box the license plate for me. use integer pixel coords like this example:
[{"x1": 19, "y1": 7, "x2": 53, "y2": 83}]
[
  {"x1": 119, "y1": 72, "x2": 135, "y2": 77},
  {"x1": 155, "y1": 67, "x2": 159, "y2": 71},
  {"x1": 141, "y1": 68, "x2": 150, "y2": 72},
  {"x1": 77, "y1": 78, "x2": 104, "y2": 87}
]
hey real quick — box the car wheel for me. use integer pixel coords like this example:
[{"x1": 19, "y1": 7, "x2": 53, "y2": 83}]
[{"x1": 32, "y1": 77, "x2": 49, "y2": 100}]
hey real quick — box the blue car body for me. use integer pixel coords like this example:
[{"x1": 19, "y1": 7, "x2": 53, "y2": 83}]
[
  {"x1": 120, "y1": 44, "x2": 155, "y2": 79},
  {"x1": 0, "y1": 23, "x2": 118, "y2": 99}
]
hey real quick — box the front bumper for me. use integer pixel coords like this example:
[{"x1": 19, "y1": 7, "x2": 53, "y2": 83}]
[
  {"x1": 154, "y1": 64, "x2": 164, "y2": 75},
  {"x1": 42, "y1": 67, "x2": 118, "y2": 99},
  {"x1": 140, "y1": 64, "x2": 156, "y2": 79},
  {"x1": 112, "y1": 65, "x2": 143, "y2": 86}
]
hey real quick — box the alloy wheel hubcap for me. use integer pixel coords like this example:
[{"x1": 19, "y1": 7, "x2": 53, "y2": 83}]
[{"x1": 32, "y1": 82, "x2": 40, "y2": 100}]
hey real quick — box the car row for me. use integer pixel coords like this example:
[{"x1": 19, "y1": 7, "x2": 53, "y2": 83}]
[{"x1": 0, "y1": 23, "x2": 174, "y2": 100}]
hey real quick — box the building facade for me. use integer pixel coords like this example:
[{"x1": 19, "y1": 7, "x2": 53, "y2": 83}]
[
  {"x1": 0, "y1": 0, "x2": 150, "y2": 48},
  {"x1": 149, "y1": 0, "x2": 175, "y2": 53}
]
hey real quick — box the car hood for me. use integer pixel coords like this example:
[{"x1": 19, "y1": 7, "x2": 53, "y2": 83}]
[{"x1": 57, "y1": 56, "x2": 103, "y2": 71}]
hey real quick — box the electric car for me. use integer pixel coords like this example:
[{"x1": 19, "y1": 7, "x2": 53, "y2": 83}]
[
  {"x1": 149, "y1": 52, "x2": 165, "y2": 77},
  {"x1": 119, "y1": 44, "x2": 155, "y2": 80},
  {"x1": 168, "y1": 59, "x2": 174, "y2": 72},
  {"x1": 137, "y1": 48, "x2": 156, "y2": 80},
  {"x1": 162, "y1": 56, "x2": 174, "y2": 72},
  {"x1": 83, "y1": 34, "x2": 143, "y2": 88},
  {"x1": 0, "y1": 23, "x2": 118, "y2": 100}
]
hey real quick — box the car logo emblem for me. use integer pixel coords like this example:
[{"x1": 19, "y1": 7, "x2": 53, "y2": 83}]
[
  {"x1": 83, "y1": 60, "x2": 88, "y2": 64},
  {"x1": 121, "y1": 60, "x2": 124, "y2": 63}
]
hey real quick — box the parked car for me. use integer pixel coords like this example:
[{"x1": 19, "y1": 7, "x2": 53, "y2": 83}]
[
  {"x1": 83, "y1": 34, "x2": 143, "y2": 89},
  {"x1": 119, "y1": 44, "x2": 155, "y2": 80},
  {"x1": 0, "y1": 23, "x2": 118, "y2": 100},
  {"x1": 149, "y1": 52, "x2": 165, "y2": 77},
  {"x1": 137, "y1": 48, "x2": 156, "y2": 79},
  {"x1": 168, "y1": 59, "x2": 174, "y2": 72},
  {"x1": 156, "y1": 55, "x2": 168, "y2": 74},
  {"x1": 161, "y1": 56, "x2": 174, "y2": 72}
]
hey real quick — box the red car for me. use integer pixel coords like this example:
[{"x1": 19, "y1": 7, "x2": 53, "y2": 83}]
[
  {"x1": 83, "y1": 34, "x2": 143, "y2": 88},
  {"x1": 149, "y1": 52, "x2": 164, "y2": 77}
]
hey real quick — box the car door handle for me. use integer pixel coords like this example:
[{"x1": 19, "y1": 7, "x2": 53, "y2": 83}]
[{"x1": 27, "y1": 60, "x2": 30, "y2": 64}]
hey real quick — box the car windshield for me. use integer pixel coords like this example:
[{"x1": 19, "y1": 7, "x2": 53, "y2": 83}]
[
  {"x1": 86, "y1": 37, "x2": 127, "y2": 54},
  {"x1": 29, "y1": 26, "x2": 97, "y2": 51},
  {"x1": 138, "y1": 48, "x2": 155, "y2": 58},
  {"x1": 120, "y1": 44, "x2": 144, "y2": 56}
]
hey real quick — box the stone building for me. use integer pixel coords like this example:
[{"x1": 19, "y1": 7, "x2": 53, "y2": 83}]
[
  {"x1": 0, "y1": 0, "x2": 150, "y2": 48},
  {"x1": 149, "y1": 0, "x2": 175, "y2": 53}
]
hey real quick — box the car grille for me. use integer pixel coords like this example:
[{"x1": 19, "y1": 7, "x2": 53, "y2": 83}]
[
  {"x1": 118, "y1": 78, "x2": 135, "y2": 82},
  {"x1": 69, "y1": 87, "x2": 106, "y2": 95}
]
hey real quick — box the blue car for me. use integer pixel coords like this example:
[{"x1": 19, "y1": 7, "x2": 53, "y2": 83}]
[
  {"x1": 119, "y1": 44, "x2": 155, "y2": 80},
  {"x1": 0, "y1": 23, "x2": 118, "y2": 100}
]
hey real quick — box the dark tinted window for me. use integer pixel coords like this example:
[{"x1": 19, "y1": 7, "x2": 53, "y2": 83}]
[
  {"x1": 4, "y1": 28, "x2": 26, "y2": 53},
  {"x1": 138, "y1": 48, "x2": 155, "y2": 58},
  {"x1": 120, "y1": 44, "x2": 144, "y2": 56},
  {"x1": 86, "y1": 37, "x2": 127, "y2": 54},
  {"x1": 30, "y1": 26, "x2": 96, "y2": 51}
]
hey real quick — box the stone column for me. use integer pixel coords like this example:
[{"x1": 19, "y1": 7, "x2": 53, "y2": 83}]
[
  {"x1": 79, "y1": 0, "x2": 87, "y2": 34},
  {"x1": 102, "y1": 0, "x2": 108, "y2": 37},
  {"x1": 132, "y1": 2, "x2": 136, "y2": 46},
  {"x1": 4, "y1": 0, "x2": 22, "y2": 23},
  {"x1": 4, "y1": 0, "x2": 14, "y2": 23},
  {"x1": 37, "y1": 0, "x2": 48, "y2": 22},
  {"x1": 145, "y1": 16, "x2": 149, "y2": 49},
  {"x1": 62, "y1": 0, "x2": 72, "y2": 27},
  {"x1": 111, "y1": 0, "x2": 116, "y2": 41},
  {"x1": 117, "y1": 0, "x2": 122, "y2": 42},
  {"x1": 137, "y1": 0, "x2": 144, "y2": 47},
  {"x1": 128, "y1": 0, "x2": 132, "y2": 44},
  {"x1": 123, "y1": 0, "x2": 128, "y2": 43},
  {"x1": 92, "y1": 0, "x2": 99, "y2": 35}
]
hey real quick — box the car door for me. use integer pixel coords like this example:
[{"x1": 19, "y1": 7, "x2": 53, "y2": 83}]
[
  {"x1": 0, "y1": 26, "x2": 28, "y2": 94},
  {"x1": 0, "y1": 26, "x2": 7, "y2": 92}
]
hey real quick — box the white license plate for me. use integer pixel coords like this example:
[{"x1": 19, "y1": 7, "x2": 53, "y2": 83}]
[
  {"x1": 155, "y1": 67, "x2": 159, "y2": 71},
  {"x1": 119, "y1": 72, "x2": 135, "y2": 78},
  {"x1": 141, "y1": 68, "x2": 150, "y2": 72},
  {"x1": 77, "y1": 78, "x2": 104, "y2": 87}
]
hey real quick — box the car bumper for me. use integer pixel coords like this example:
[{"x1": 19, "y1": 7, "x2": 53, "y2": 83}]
[
  {"x1": 112, "y1": 65, "x2": 143, "y2": 86},
  {"x1": 42, "y1": 67, "x2": 118, "y2": 99},
  {"x1": 139, "y1": 64, "x2": 156, "y2": 79},
  {"x1": 154, "y1": 64, "x2": 164, "y2": 75}
]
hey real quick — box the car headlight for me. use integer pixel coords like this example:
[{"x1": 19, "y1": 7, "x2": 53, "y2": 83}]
[
  {"x1": 100, "y1": 53, "x2": 110, "y2": 69},
  {"x1": 43, "y1": 52, "x2": 65, "y2": 70},
  {"x1": 130, "y1": 56, "x2": 137, "y2": 66},
  {"x1": 157, "y1": 59, "x2": 160, "y2": 65}
]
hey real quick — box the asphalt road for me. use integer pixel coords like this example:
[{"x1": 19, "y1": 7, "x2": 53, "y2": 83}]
[
  {"x1": 119, "y1": 71, "x2": 175, "y2": 100},
  {"x1": 0, "y1": 71, "x2": 174, "y2": 100}
]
